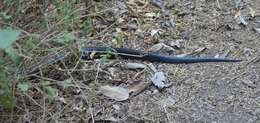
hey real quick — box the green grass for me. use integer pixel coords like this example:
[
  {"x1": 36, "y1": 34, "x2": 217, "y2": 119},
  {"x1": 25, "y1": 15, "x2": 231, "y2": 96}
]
[{"x1": 0, "y1": 0, "x2": 94, "y2": 109}]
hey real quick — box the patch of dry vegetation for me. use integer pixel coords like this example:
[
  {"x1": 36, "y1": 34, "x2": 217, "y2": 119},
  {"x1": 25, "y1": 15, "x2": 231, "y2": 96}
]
[{"x1": 0, "y1": 0, "x2": 260, "y2": 122}]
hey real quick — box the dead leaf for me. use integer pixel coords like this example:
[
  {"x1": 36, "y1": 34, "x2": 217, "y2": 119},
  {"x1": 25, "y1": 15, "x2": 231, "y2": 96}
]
[
  {"x1": 151, "y1": 29, "x2": 161, "y2": 40},
  {"x1": 235, "y1": 11, "x2": 248, "y2": 26},
  {"x1": 151, "y1": 71, "x2": 171, "y2": 89},
  {"x1": 107, "y1": 67, "x2": 119, "y2": 77},
  {"x1": 149, "y1": 43, "x2": 176, "y2": 52},
  {"x1": 149, "y1": 43, "x2": 164, "y2": 52},
  {"x1": 163, "y1": 44, "x2": 176, "y2": 52},
  {"x1": 147, "y1": 63, "x2": 157, "y2": 73},
  {"x1": 253, "y1": 27, "x2": 260, "y2": 34},
  {"x1": 72, "y1": 100, "x2": 85, "y2": 112},
  {"x1": 144, "y1": 12, "x2": 157, "y2": 18},
  {"x1": 112, "y1": 104, "x2": 120, "y2": 110},
  {"x1": 235, "y1": 11, "x2": 241, "y2": 18},
  {"x1": 236, "y1": 16, "x2": 248, "y2": 26},
  {"x1": 117, "y1": 18, "x2": 124, "y2": 24},
  {"x1": 150, "y1": 0, "x2": 164, "y2": 9},
  {"x1": 249, "y1": 7, "x2": 256, "y2": 17},
  {"x1": 129, "y1": 81, "x2": 150, "y2": 96},
  {"x1": 121, "y1": 63, "x2": 147, "y2": 69},
  {"x1": 170, "y1": 39, "x2": 184, "y2": 49},
  {"x1": 99, "y1": 85, "x2": 129, "y2": 101},
  {"x1": 133, "y1": 69, "x2": 146, "y2": 80},
  {"x1": 58, "y1": 97, "x2": 67, "y2": 104},
  {"x1": 243, "y1": 47, "x2": 253, "y2": 57},
  {"x1": 116, "y1": 2, "x2": 128, "y2": 16},
  {"x1": 150, "y1": 29, "x2": 160, "y2": 37}
]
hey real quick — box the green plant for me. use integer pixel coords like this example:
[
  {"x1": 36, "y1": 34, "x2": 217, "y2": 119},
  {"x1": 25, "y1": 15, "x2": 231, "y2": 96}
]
[
  {"x1": 0, "y1": 28, "x2": 20, "y2": 49},
  {"x1": 83, "y1": 19, "x2": 94, "y2": 35},
  {"x1": 100, "y1": 47, "x2": 114, "y2": 64},
  {"x1": 112, "y1": 33, "x2": 124, "y2": 45},
  {"x1": 57, "y1": 31, "x2": 77, "y2": 44},
  {"x1": 0, "y1": 28, "x2": 21, "y2": 108},
  {"x1": 63, "y1": 79, "x2": 73, "y2": 89},
  {"x1": 48, "y1": 0, "x2": 82, "y2": 30},
  {"x1": 0, "y1": 12, "x2": 11, "y2": 21},
  {"x1": 0, "y1": 68, "x2": 16, "y2": 108},
  {"x1": 40, "y1": 81, "x2": 58, "y2": 100},
  {"x1": 17, "y1": 82, "x2": 31, "y2": 92}
]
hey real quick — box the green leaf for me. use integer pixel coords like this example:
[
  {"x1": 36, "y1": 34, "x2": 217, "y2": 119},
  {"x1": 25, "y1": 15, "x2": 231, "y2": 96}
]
[
  {"x1": 0, "y1": 12, "x2": 11, "y2": 20},
  {"x1": 100, "y1": 55, "x2": 109, "y2": 64},
  {"x1": 0, "y1": 28, "x2": 21, "y2": 49},
  {"x1": 63, "y1": 79, "x2": 73, "y2": 89},
  {"x1": 6, "y1": 48, "x2": 21, "y2": 65},
  {"x1": 0, "y1": 95, "x2": 16, "y2": 108},
  {"x1": 24, "y1": 37, "x2": 37, "y2": 50},
  {"x1": 63, "y1": 32, "x2": 76, "y2": 43},
  {"x1": 83, "y1": 19, "x2": 93, "y2": 33},
  {"x1": 41, "y1": 82, "x2": 58, "y2": 99},
  {"x1": 45, "y1": 86, "x2": 58, "y2": 99},
  {"x1": 0, "y1": 68, "x2": 7, "y2": 78},
  {"x1": 0, "y1": 59, "x2": 4, "y2": 65},
  {"x1": 18, "y1": 82, "x2": 31, "y2": 92}
]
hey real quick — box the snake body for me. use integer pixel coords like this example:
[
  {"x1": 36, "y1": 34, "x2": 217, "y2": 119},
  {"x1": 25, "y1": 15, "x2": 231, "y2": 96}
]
[{"x1": 81, "y1": 47, "x2": 241, "y2": 64}]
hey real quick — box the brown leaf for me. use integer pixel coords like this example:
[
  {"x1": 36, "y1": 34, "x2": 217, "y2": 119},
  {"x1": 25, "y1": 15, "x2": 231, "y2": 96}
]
[
  {"x1": 149, "y1": 43, "x2": 176, "y2": 52},
  {"x1": 129, "y1": 81, "x2": 150, "y2": 96}
]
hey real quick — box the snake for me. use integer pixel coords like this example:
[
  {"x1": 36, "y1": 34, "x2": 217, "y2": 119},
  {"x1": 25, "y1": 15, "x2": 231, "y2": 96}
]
[{"x1": 81, "y1": 47, "x2": 241, "y2": 64}]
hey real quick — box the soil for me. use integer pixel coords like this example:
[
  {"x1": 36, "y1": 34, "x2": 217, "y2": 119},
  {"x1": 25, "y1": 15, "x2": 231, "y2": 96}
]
[{"x1": 1, "y1": 0, "x2": 260, "y2": 123}]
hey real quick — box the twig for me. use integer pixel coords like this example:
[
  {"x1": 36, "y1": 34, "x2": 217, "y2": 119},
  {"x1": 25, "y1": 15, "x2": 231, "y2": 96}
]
[
  {"x1": 59, "y1": 53, "x2": 95, "y2": 123},
  {"x1": 94, "y1": 62, "x2": 101, "y2": 84},
  {"x1": 216, "y1": 0, "x2": 221, "y2": 9}
]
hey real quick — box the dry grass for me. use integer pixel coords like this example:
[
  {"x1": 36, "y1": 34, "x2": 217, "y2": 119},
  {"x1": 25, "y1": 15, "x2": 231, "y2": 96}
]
[{"x1": 0, "y1": 0, "x2": 260, "y2": 122}]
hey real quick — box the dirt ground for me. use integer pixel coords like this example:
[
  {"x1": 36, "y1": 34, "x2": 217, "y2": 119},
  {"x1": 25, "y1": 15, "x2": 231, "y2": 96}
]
[{"x1": 1, "y1": 0, "x2": 260, "y2": 123}]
